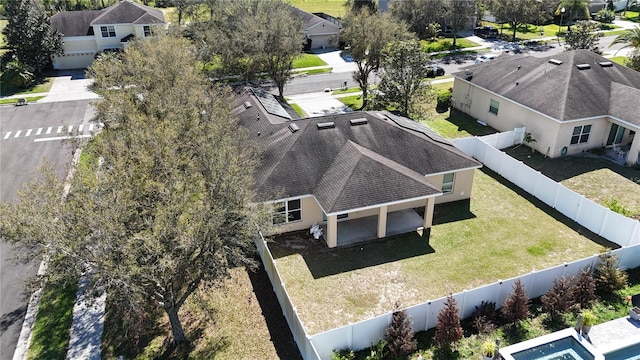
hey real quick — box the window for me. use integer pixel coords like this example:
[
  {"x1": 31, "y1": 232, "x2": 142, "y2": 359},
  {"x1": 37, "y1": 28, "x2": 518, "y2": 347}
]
[
  {"x1": 100, "y1": 25, "x2": 116, "y2": 38},
  {"x1": 442, "y1": 173, "x2": 455, "y2": 194},
  {"x1": 143, "y1": 26, "x2": 152, "y2": 37},
  {"x1": 489, "y1": 99, "x2": 500, "y2": 115},
  {"x1": 273, "y1": 199, "x2": 301, "y2": 224},
  {"x1": 570, "y1": 125, "x2": 591, "y2": 145}
]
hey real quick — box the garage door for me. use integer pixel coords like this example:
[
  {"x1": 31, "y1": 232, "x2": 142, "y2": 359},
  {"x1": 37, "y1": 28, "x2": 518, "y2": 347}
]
[
  {"x1": 309, "y1": 35, "x2": 332, "y2": 49},
  {"x1": 53, "y1": 52, "x2": 96, "y2": 70}
]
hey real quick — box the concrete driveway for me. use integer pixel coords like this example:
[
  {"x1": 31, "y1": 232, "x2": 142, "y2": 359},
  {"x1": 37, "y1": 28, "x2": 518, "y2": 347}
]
[
  {"x1": 38, "y1": 69, "x2": 100, "y2": 103},
  {"x1": 288, "y1": 91, "x2": 352, "y2": 117}
]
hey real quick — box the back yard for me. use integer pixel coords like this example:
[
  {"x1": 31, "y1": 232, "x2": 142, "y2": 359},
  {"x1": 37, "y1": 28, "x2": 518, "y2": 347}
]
[{"x1": 267, "y1": 167, "x2": 615, "y2": 335}]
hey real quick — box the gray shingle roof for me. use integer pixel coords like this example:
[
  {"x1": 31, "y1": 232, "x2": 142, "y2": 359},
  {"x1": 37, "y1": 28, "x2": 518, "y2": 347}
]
[
  {"x1": 51, "y1": 10, "x2": 103, "y2": 36},
  {"x1": 236, "y1": 89, "x2": 481, "y2": 214},
  {"x1": 454, "y1": 50, "x2": 640, "y2": 126},
  {"x1": 51, "y1": 0, "x2": 165, "y2": 37},
  {"x1": 91, "y1": 0, "x2": 165, "y2": 25}
]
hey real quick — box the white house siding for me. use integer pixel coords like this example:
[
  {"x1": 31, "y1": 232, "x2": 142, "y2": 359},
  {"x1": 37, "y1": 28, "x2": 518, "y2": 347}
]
[
  {"x1": 93, "y1": 24, "x2": 135, "y2": 50},
  {"x1": 305, "y1": 22, "x2": 341, "y2": 49}
]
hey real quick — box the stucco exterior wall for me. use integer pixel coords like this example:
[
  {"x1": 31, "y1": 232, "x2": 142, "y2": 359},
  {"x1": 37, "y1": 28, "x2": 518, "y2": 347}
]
[
  {"x1": 62, "y1": 36, "x2": 98, "y2": 52},
  {"x1": 426, "y1": 169, "x2": 476, "y2": 204},
  {"x1": 305, "y1": 21, "x2": 340, "y2": 49},
  {"x1": 452, "y1": 77, "x2": 616, "y2": 159},
  {"x1": 93, "y1": 24, "x2": 135, "y2": 50}
]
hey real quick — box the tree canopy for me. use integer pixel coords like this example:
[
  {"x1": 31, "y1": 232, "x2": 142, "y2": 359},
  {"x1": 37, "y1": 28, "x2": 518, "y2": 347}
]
[
  {"x1": 375, "y1": 40, "x2": 433, "y2": 117},
  {"x1": 390, "y1": 0, "x2": 446, "y2": 39},
  {"x1": 0, "y1": 35, "x2": 267, "y2": 344},
  {"x1": 488, "y1": 0, "x2": 540, "y2": 41},
  {"x1": 2, "y1": 0, "x2": 62, "y2": 73},
  {"x1": 564, "y1": 20, "x2": 602, "y2": 53},
  {"x1": 339, "y1": 7, "x2": 409, "y2": 109},
  {"x1": 190, "y1": 0, "x2": 304, "y2": 96}
]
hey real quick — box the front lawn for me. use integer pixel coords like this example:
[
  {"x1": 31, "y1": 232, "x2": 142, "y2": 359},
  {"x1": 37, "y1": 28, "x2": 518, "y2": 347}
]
[
  {"x1": 0, "y1": 77, "x2": 53, "y2": 97},
  {"x1": 622, "y1": 10, "x2": 639, "y2": 22},
  {"x1": 483, "y1": 22, "x2": 570, "y2": 40},
  {"x1": 268, "y1": 168, "x2": 612, "y2": 334},
  {"x1": 421, "y1": 37, "x2": 481, "y2": 53},
  {"x1": 293, "y1": 53, "x2": 328, "y2": 69},
  {"x1": 338, "y1": 94, "x2": 363, "y2": 110}
]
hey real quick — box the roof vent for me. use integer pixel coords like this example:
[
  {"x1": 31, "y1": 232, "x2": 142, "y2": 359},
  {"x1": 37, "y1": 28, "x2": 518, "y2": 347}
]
[
  {"x1": 244, "y1": 101, "x2": 252, "y2": 109},
  {"x1": 576, "y1": 63, "x2": 591, "y2": 70},
  {"x1": 349, "y1": 118, "x2": 368, "y2": 126},
  {"x1": 288, "y1": 123, "x2": 300, "y2": 133},
  {"x1": 549, "y1": 59, "x2": 563, "y2": 65},
  {"x1": 599, "y1": 61, "x2": 613, "y2": 67},
  {"x1": 317, "y1": 122, "x2": 335, "y2": 129}
]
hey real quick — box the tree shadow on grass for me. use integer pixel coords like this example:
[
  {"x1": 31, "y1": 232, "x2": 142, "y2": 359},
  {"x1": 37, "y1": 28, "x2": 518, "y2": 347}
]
[
  {"x1": 268, "y1": 230, "x2": 435, "y2": 278},
  {"x1": 446, "y1": 109, "x2": 499, "y2": 137}
]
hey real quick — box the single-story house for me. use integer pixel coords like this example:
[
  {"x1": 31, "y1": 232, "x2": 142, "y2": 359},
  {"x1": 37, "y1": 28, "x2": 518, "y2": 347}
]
[
  {"x1": 452, "y1": 50, "x2": 640, "y2": 166},
  {"x1": 289, "y1": 7, "x2": 342, "y2": 49},
  {"x1": 50, "y1": 0, "x2": 166, "y2": 70},
  {"x1": 236, "y1": 88, "x2": 482, "y2": 248}
]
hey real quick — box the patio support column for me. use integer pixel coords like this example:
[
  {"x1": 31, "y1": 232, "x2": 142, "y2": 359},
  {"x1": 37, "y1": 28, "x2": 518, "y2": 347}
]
[
  {"x1": 423, "y1": 197, "x2": 435, "y2": 228},
  {"x1": 627, "y1": 135, "x2": 640, "y2": 166},
  {"x1": 377, "y1": 205, "x2": 388, "y2": 239},
  {"x1": 327, "y1": 214, "x2": 338, "y2": 248}
]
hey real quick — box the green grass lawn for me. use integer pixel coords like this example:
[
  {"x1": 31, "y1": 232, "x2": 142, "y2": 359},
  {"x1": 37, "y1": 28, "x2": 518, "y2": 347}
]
[
  {"x1": 289, "y1": 102, "x2": 307, "y2": 118},
  {"x1": 268, "y1": 167, "x2": 611, "y2": 334},
  {"x1": 289, "y1": 0, "x2": 346, "y2": 17},
  {"x1": 425, "y1": 109, "x2": 497, "y2": 139},
  {"x1": 421, "y1": 37, "x2": 481, "y2": 53},
  {"x1": 338, "y1": 94, "x2": 363, "y2": 110},
  {"x1": 0, "y1": 96, "x2": 46, "y2": 105},
  {"x1": 27, "y1": 281, "x2": 77, "y2": 360},
  {"x1": 608, "y1": 56, "x2": 628, "y2": 65},
  {"x1": 332, "y1": 87, "x2": 362, "y2": 95},
  {"x1": 0, "y1": 77, "x2": 54, "y2": 97},
  {"x1": 483, "y1": 22, "x2": 569, "y2": 40},
  {"x1": 293, "y1": 53, "x2": 328, "y2": 69},
  {"x1": 622, "y1": 10, "x2": 639, "y2": 22},
  {"x1": 0, "y1": 19, "x2": 7, "y2": 49}
]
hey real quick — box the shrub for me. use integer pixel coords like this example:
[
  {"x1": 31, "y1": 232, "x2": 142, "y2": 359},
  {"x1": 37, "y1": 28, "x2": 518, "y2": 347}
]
[
  {"x1": 481, "y1": 340, "x2": 497, "y2": 357},
  {"x1": 595, "y1": 252, "x2": 628, "y2": 295},
  {"x1": 384, "y1": 305, "x2": 417, "y2": 359},
  {"x1": 434, "y1": 294, "x2": 463, "y2": 349},
  {"x1": 436, "y1": 89, "x2": 452, "y2": 112},
  {"x1": 330, "y1": 350, "x2": 355, "y2": 360},
  {"x1": 542, "y1": 277, "x2": 575, "y2": 322},
  {"x1": 472, "y1": 301, "x2": 497, "y2": 334},
  {"x1": 365, "y1": 339, "x2": 387, "y2": 360},
  {"x1": 594, "y1": 9, "x2": 616, "y2": 23},
  {"x1": 582, "y1": 310, "x2": 597, "y2": 327},
  {"x1": 603, "y1": 198, "x2": 634, "y2": 217},
  {"x1": 572, "y1": 267, "x2": 596, "y2": 309},
  {"x1": 501, "y1": 279, "x2": 530, "y2": 324}
]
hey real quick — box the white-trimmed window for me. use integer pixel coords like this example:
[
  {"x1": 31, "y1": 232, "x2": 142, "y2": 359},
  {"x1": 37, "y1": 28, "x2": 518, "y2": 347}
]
[
  {"x1": 143, "y1": 25, "x2": 152, "y2": 37},
  {"x1": 273, "y1": 199, "x2": 302, "y2": 224},
  {"x1": 442, "y1": 173, "x2": 455, "y2": 194},
  {"x1": 571, "y1": 125, "x2": 591, "y2": 145},
  {"x1": 100, "y1": 25, "x2": 116, "y2": 38},
  {"x1": 489, "y1": 99, "x2": 500, "y2": 115}
]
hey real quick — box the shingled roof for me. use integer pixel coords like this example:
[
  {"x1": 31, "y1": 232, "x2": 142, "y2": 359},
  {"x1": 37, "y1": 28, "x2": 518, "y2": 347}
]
[
  {"x1": 51, "y1": 0, "x2": 165, "y2": 37},
  {"x1": 453, "y1": 50, "x2": 640, "y2": 126},
  {"x1": 235, "y1": 89, "x2": 481, "y2": 214}
]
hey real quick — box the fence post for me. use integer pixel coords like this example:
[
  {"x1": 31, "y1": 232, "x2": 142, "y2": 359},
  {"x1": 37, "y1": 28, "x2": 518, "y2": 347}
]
[{"x1": 598, "y1": 211, "x2": 610, "y2": 237}]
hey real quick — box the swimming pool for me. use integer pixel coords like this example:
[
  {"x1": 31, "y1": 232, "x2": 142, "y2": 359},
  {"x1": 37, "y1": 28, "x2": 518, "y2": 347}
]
[
  {"x1": 501, "y1": 329, "x2": 604, "y2": 360},
  {"x1": 604, "y1": 342, "x2": 640, "y2": 360}
]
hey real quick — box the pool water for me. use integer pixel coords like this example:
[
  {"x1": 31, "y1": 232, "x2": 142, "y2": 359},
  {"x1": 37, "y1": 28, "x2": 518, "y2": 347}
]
[
  {"x1": 605, "y1": 343, "x2": 640, "y2": 360},
  {"x1": 512, "y1": 336, "x2": 596, "y2": 360}
]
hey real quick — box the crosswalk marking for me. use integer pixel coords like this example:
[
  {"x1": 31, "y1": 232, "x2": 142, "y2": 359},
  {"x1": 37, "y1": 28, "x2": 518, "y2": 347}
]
[{"x1": 3, "y1": 123, "x2": 103, "y2": 141}]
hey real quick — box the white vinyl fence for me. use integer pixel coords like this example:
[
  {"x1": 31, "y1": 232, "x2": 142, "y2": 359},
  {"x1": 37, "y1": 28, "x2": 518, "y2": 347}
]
[{"x1": 258, "y1": 128, "x2": 640, "y2": 360}]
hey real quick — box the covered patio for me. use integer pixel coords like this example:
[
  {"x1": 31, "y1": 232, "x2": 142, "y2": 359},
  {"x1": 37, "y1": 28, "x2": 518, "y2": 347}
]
[{"x1": 320, "y1": 208, "x2": 426, "y2": 247}]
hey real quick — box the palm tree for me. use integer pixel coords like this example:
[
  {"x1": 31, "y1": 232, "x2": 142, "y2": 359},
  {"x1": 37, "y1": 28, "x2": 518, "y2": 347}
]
[
  {"x1": 611, "y1": 26, "x2": 640, "y2": 51},
  {"x1": 555, "y1": 0, "x2": 590, "y2": 28}
]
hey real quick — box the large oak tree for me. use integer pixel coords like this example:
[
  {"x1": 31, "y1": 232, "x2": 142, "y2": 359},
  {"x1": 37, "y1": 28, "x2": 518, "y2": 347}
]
[
  {"x1": 340, "y1": 7, "x2": 409, "y2": 109},
  {"x1": 0, "y1": 35, "x2": 267, "y2": 344}
]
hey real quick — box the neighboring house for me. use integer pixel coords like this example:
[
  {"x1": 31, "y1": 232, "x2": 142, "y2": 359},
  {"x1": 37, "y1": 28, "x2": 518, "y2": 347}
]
[
  {"x1": 452, "y1": 50, "x2": 640, "y2": 166},
  {"x1": 236, "y1": 88, "x2": 482, "y2": 248},
  {"x1": 289, "y1": 7, "x2": 342, "y2": 49},
  {"x1": 50, "y1": 0, "x2": 166, "y2": 70}
]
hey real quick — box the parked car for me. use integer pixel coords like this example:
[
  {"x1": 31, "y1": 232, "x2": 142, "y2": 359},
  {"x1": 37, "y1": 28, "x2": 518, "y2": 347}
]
[
  {"x1": 426, "y1": 65, "x2": 445, "y2": 78},
  {"x1": 474, "y1": 53, "x2": 498, "y2": 64},
  {"x1": 474, "y1": 26, "x2": 498, "y2": 38}
]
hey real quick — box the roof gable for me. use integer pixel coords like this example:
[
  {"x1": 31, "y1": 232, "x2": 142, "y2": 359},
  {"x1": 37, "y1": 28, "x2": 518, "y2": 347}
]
[
  {"x1": 90, "y1": 0, "x2": 165, "y2": 25},
  {"x1": 455, "y1": 50, "x2": 640, "y2": 124},
  {"x1": 235, "y1": 88, "x2": 481, "y2": 211}
]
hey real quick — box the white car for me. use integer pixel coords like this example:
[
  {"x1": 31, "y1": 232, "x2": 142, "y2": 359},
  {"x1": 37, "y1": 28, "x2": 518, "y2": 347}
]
[{"x1": 474, "y1": 54, "x2": 498, "y2": 64}]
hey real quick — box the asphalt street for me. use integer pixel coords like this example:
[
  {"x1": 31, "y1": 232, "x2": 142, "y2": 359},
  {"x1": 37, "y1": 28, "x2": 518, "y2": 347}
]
[{"x1": 0, "y1": 99, "x2": 95, "y2": 360}]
